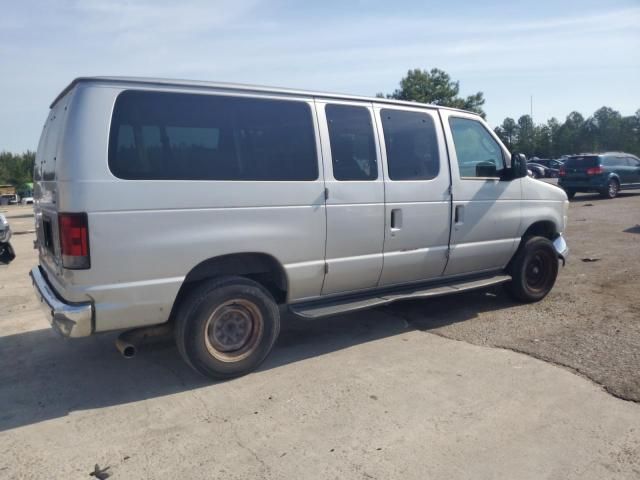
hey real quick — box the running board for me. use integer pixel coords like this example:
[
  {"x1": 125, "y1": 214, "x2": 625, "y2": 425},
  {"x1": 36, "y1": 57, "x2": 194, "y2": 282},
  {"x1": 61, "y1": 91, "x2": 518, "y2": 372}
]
[{"x1": 289, "y1": 274, "x2": 512, "y2": 319}]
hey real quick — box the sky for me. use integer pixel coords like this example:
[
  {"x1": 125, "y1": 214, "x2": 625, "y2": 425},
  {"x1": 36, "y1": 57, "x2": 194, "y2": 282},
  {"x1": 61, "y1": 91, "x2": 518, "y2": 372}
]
[{"x1": 1, "y1": 0, "x2": 639, "y2": 152}]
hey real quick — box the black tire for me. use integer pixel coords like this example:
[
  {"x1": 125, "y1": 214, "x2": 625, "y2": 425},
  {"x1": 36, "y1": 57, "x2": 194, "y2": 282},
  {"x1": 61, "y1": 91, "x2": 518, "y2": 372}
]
[
  {"x1": 564, "y1": 189, "x2": 576, "y2": 200},
  {"x1": 505, "y1": 236, "x2": 559, "y2": 303},
  {"x1": 175, "y1": 276, "x2": 280, "y2": 379},
  {"x1": 600, "y1": 178, "x2": 619, "y2": 199}
]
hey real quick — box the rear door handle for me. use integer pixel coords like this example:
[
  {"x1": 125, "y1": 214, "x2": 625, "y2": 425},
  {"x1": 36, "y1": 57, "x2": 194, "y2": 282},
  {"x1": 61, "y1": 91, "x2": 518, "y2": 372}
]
[{"x1": 390, "y1": 208, "x2": 402, "y2": 231}]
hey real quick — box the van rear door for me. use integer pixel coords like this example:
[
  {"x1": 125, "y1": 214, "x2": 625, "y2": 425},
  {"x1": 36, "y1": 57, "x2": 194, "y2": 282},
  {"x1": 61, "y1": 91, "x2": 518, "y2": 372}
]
[{"x1": 34, "y1": 90, "x2": 73, "y2": 276}]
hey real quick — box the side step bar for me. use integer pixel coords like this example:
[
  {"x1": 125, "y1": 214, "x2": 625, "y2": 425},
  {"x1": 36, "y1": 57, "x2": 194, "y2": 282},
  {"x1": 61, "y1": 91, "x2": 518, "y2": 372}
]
[{"x1": 289, "y1": 274, "x2": 512, "y2": 319}]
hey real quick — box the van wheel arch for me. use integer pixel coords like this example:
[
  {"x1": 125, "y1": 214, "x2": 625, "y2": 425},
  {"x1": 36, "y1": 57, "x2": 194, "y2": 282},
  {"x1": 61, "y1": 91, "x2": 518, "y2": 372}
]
[
  {"x1": 508, "y1": 220, "x2": 558, "y2": 270},
  {"x1": 521, "y1": 220, "x2": 558, "y2": 241},
  {"x1": 170, "y1": 253, "x2": 288, "y2": 320}
]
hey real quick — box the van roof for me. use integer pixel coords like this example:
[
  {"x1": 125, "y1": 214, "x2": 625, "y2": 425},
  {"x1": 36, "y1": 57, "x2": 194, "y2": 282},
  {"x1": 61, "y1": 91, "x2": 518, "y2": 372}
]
[{"x1": 51, "y1": 76, "x2": 476, "y2": 116}]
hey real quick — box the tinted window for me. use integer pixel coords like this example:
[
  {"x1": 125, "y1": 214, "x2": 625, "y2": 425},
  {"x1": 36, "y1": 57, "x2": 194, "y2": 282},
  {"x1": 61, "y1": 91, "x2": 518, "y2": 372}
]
[
  {"x1": 381, "y1": 109, "x2": 440, "y2": 180},
  {"x1": 449, "y1": 117, "x2": 504, "y2": 178},
  {"x1": 109, "y1": 90, "x2": 318, "y2": 180},
  {"x1": 628, "y1": 157, "x2": 640, "y2": 167},
  {"x1": 326, "y1": 104, "x2": 377, "y2": 181}
]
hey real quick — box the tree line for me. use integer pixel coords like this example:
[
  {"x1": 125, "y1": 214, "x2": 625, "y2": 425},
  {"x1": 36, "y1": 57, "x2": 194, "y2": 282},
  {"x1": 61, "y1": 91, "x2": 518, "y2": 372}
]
[
  {"x1": 378, "y1": 69, "x2": 640, "y2": 159},
  {"x1": 493, "y1": 108, "x2": 640, "y2": 159},
  {"x1": 0, "y1": 151, "x2": 35, "y2": 186},
  {"x1": 2, "y1": 69, "x2": 639, "y2": 185}
]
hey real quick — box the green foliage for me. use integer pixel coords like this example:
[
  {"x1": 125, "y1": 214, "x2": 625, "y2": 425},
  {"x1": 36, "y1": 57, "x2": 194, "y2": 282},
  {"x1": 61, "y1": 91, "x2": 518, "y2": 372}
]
[
  {"x1": 494, "y1": 107, "x2": 640, "y2": 158},
  {"x1": 382, "y1": 68, "x2": 486, "y2": 118},
  {"x1": 0, "y1": 151, "x2": 35, "y2": 186}
]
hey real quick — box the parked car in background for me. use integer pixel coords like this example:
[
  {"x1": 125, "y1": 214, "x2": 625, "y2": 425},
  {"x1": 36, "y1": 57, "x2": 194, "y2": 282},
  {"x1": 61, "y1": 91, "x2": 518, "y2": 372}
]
[
  {"x1": 527, "y1": 162, "x2": 545, "y2": 179},
  {"x1": 30, "y1": 76, "x2": 569, "y2": 379},
  {"x1": 534, "y1": 158, "x2": 565, "y2": 169},
  {"x1": 20, "y1": 196, "x2": 34, "y2": 205},
  {"x1": 527, "y1": 162, "x2": 558, "y2": 178},
  {"x1": 559, "y1": 152, "x2": 640, "y2": 199}
]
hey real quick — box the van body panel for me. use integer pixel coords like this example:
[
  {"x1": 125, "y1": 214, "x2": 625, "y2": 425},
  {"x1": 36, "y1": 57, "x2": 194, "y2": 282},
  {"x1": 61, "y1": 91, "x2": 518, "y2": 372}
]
[
  {"x1": 36, "y1": 83, "x2": 328, "y2": 332},
  {"x1": 520, "y1": 176, "x2": 568, "y2": 236}
]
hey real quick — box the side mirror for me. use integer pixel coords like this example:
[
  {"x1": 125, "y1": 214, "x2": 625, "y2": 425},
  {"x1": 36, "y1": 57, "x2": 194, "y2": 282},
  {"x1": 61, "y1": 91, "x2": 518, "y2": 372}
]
[{"x1": 505, "y1": 153, "x2": 528, "y2": 180}]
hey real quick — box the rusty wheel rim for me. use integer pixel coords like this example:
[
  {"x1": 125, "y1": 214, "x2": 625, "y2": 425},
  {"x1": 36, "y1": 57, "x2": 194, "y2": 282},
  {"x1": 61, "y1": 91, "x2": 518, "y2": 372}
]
[{"x1": 204, "y1": 299, "x2": 264, "y2": 362}]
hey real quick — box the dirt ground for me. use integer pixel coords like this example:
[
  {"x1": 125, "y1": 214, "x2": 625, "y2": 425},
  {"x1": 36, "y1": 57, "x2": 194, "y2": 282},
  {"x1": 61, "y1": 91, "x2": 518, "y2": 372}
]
[{"x1": 1, "y1": 190, "x2": 639, "y2": 479}]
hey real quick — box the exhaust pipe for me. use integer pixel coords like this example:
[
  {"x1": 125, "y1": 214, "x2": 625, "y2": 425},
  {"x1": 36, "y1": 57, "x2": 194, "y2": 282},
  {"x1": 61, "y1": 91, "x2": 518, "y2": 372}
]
[{"x1": 115, "y1": 324, "x2": 174, "y2": 359}]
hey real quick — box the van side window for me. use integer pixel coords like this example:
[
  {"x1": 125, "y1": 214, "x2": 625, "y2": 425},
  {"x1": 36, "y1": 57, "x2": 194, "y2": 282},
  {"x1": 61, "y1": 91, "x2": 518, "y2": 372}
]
[
  {"x1": 109, "y1": 91, "x2": 318, "y2": 181},
  {"x1": 380, "y1": 109, "x2": 440, "y2": 180},
  {"x1": 449, "y1": 117, "x2": 504, "y2": 178},
  {"x1": 326, "y1": 104, "x2": 377, "y2": 181}
]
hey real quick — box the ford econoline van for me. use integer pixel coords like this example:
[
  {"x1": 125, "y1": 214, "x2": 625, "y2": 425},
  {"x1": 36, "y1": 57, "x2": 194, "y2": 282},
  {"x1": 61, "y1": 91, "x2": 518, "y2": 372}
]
[{"x1": 31, "y1": 77, "x2": 569, "y2": 378}]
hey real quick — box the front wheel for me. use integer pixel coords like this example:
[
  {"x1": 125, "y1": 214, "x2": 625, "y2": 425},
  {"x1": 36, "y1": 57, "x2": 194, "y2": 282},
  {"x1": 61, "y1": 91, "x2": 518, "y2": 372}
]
[
  {"x1": 505, "y1": 236, "x2": 559, "y2": 303},
  {"x1": 175, "y1": 276, "x2": 280, "y2": 379}
]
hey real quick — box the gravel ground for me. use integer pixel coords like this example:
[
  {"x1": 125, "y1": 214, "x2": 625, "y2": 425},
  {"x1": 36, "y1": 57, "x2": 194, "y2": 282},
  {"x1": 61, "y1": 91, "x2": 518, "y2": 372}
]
[
  {"x1": 1, "y1": 196, "x2": 640, "y2": 478},
  {"x1": 384, "y1": 189, "x2": 640, "y2": 402}
]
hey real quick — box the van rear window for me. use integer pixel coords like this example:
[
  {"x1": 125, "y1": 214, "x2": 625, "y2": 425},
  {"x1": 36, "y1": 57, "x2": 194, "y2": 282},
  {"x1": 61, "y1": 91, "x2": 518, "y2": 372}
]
[
  {"x1": 565, "y1": 156, "x2": 599, "y2": 168},
  {"x1": 108, "y1": 90, "x2": 319, "y2": 181}
]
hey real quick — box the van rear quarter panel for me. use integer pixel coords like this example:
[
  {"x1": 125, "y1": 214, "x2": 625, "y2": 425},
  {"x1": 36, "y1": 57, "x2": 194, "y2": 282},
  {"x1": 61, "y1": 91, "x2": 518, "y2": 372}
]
[{"x1": 56, "y1": 84, "x2": 326, "y2": 332}]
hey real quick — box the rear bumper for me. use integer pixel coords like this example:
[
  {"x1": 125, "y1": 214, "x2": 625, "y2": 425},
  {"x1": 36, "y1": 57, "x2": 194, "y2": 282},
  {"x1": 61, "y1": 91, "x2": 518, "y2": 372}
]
[
  {"x1": 30, "y1": 266, "x2": 93, "y2": 337},
  {"x1": 558, "y1": 179, "x2": 605, "y2": 191},
  {"x1": 553, "y1": 234, "x2": 569, "y2": 265}
]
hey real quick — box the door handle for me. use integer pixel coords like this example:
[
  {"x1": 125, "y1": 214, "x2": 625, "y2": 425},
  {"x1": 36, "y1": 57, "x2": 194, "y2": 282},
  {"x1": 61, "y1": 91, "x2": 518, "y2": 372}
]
[
  {"x1": 454, "y1": 205, "x2": 464, "y2": 224},
  {"x1": 390, "y1": 208, "x2": 402, "y2": 230}
]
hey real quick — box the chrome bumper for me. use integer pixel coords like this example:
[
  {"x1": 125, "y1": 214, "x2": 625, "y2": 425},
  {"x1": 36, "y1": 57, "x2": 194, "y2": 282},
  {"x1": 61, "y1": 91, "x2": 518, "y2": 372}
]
[
  {"x1": 30, "y1": 266, "x2": 93, "y2": 337},
  {"x1": 553, "y1": 234, "x2": 569, "y2": 265}
]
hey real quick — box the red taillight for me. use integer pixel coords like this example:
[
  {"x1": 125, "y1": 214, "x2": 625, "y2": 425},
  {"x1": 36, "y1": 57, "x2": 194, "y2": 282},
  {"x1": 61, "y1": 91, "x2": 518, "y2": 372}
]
[
  {"x1": 586, "y1": 166, "x2": 603, "y2": 175},
  {"x1": 58, "y1": 213, "x2": 90, "y2": 269},
  {"x1": 558, "y1": 167, "x2": 566, "y2": 177}
]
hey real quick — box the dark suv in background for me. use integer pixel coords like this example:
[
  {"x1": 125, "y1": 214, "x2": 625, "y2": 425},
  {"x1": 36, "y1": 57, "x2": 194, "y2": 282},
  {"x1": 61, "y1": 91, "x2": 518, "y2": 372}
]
[{"x1": 559, "y1": 152, "x2": 640, "y2": 199}]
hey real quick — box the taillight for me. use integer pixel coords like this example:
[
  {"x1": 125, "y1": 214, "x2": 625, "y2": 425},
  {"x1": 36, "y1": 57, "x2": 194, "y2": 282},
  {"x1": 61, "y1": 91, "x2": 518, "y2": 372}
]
[
  {"x1": 586, "y1": 166, "x2": 603, "y2": 175},
  {"x1": 558, "y1": 167, "x2": 566, "y2": 176},
  {"x1": 58, "y1": 213, "x2": 90, "y2": 269}
]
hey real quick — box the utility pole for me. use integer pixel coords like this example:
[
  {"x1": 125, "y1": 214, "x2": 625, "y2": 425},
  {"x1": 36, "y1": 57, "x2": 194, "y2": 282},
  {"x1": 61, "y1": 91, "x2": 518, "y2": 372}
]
[{"x1": 530, "y1": 95, "x2": 533, "y2": 124}]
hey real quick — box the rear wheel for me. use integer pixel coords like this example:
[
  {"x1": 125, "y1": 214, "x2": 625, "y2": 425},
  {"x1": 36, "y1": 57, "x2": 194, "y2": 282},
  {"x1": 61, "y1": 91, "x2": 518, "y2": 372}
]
[
  {"x1": 601, "y1": 178, "x2": 619, "y2": 199},
  {"x1": 175, "y1": 276, "x2": 280, "y2": 379},
  {"x1": 505, "y1": 236, "x2": 559, "y2": 303}
]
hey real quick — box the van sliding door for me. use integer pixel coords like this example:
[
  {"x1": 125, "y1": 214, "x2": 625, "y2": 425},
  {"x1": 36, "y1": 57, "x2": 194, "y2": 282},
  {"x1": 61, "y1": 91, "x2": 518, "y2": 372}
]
[{"x1": 375, "y1": 105, "x2": 452, "y2": 286}]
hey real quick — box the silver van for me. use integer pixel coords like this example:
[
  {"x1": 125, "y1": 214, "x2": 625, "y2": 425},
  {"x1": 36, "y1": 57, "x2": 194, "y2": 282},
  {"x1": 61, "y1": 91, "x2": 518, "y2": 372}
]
[{"x1": 31, "y1": 77, "x2": 569, "y2": 378}]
